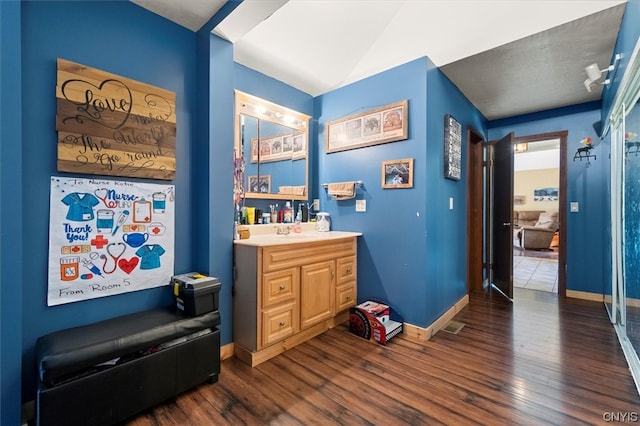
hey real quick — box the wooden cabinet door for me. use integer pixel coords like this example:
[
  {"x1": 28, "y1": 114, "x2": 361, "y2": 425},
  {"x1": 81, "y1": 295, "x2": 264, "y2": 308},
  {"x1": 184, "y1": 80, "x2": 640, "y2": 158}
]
[{"x1": 300, "y1": 260, "x2": 335, "y2": 329}]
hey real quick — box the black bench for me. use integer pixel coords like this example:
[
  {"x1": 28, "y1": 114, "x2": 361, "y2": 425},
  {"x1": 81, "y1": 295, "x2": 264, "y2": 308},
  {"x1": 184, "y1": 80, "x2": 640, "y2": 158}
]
[{"x1": 35, "y1": 307, "x2": 220, "y2": 426}]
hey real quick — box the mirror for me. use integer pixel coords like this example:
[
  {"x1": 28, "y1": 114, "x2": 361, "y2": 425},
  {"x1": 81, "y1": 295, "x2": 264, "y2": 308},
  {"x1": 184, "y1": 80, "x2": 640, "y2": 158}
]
[{"x1": 235, "y1": 90, "x2": 310, "y2": 201}]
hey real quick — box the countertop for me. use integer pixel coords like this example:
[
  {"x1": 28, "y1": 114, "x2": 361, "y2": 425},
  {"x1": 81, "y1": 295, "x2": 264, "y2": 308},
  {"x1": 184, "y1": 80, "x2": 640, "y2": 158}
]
[{"x1": 233, "y1": 230, "x2": 362, "y2": 247}]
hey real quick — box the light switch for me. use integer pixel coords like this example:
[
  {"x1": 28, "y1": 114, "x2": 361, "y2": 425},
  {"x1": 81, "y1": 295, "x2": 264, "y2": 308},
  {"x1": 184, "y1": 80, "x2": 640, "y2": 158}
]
[
  {"x1": 570, "y1": 202, "x2": 579, "y2": 212},
  {"x1": 356, "y1": 199, "x2": 366, "y2": 212},
  {"x1": 449, "y1": 197, "x2": 454, "y2": 210},
  {"x1": 313, "y1": 199, "x2": 320, "y2": 210}
]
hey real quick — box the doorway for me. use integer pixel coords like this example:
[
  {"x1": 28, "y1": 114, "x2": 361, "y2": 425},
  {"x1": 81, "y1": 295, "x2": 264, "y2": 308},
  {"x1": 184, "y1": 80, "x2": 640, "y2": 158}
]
[
  {"x1": 466, "y1": 129, "x2": 567, "y2": 298},
  {"x1": 512, "y1": 132, "x2": 567, "y2": 298},
  {"x1": 513, "y1": 137, "x2": 562, "y2": 294}
]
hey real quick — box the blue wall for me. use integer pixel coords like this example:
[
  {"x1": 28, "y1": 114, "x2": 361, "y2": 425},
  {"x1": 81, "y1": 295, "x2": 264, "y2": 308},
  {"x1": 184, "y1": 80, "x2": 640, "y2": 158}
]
[
  {"x1": 1, "y1": 1, "x2": 24, "y2": 424},
  {"x1": 315, "y1": 57, "x2": 487, "y2": 326},
  {"x1": 488, "y1": 106, "x2": 611, "y2": 294},
  {"x1": 17, "y1": 0, "x2": 199, "y2": 402}
]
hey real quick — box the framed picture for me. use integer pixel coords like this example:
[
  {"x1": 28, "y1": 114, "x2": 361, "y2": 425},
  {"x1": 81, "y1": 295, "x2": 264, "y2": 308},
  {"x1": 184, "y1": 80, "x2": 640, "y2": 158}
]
[
  {"x1": 533, "y1": 187, "x2": 558, "y2": 201},
  {"x1": 514, "y1": 195, "x2": 525, "y2": 205},
  {"x1": 444, "y1": 114, "x2": 462, "y2": 181},
  {"x1": 250, "y1": 133, "x2": 306, "y2": 163},
  {"x1": 382, "y1": 158, "x2": 413, "y2": 189},
  {"x1": 326, "y1": 100, "x2": 408, "y2": 153},
  {"x1": 247, "y1": 175, "x2": 271, "y2": 193}
]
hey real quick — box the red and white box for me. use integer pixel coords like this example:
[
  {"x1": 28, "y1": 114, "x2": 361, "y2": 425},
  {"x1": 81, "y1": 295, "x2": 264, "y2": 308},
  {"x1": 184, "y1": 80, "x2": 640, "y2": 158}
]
[{"x1": 349, "y1": 300, "x2": 403, "y2": 345}]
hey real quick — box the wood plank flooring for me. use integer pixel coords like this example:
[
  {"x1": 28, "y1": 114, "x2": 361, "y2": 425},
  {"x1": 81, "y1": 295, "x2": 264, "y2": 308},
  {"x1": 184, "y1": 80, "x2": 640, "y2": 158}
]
[{"x1": 126, "y1": 288, "x2": 640, "y2": 425}]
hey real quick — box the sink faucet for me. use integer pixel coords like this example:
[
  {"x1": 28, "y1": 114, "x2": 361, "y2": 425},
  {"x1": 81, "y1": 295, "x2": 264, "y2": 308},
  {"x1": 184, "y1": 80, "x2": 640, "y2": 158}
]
[{"x1": 275, "y1": 225, "x2": 292, "y2": 235}]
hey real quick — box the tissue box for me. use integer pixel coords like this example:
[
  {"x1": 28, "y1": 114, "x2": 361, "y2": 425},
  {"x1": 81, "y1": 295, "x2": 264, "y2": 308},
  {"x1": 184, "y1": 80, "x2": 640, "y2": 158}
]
[
  {"x1": 349, "y1": 300, "x2": 403, "y2": 345},
  {"x1": 172, "y1": 273, "x2": 220, "y2": 316}
]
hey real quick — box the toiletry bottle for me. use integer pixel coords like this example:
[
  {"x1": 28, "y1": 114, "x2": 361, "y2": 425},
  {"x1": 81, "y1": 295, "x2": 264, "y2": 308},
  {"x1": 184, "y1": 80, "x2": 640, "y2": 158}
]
[
  {"x1": 283, "y1": 201, "x2": 293, "y2": 223},
  {"x1": 293, "y1": 208, "x2": 302, "y2": 233},
  {"x1": 301, "y1": 203, "x2": 309, "y2": 222}
]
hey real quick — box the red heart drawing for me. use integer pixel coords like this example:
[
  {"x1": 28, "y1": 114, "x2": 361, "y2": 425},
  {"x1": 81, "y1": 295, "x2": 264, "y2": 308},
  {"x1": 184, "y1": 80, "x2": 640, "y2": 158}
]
[{"x1": 118, "y1": 257, "x2": 139, "y2": 274}]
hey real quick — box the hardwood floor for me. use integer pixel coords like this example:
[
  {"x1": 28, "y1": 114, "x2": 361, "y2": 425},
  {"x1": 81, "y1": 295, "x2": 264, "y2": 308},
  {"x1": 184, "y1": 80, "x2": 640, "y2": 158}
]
[{"x1": 126, "y1": 288, "x2": 640, "y2": 425}]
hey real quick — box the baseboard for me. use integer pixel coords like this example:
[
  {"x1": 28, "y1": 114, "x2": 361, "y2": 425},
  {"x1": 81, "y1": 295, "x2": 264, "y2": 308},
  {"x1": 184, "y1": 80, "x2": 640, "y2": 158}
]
[
  {"x1": 566, "y1": 290, "x2": 604, "y2": 302},
  {"x1": 403, "y1": 294, "x2": 470, "y2": 341},
  {"x1": 220, "y1": 342, "x2": 234, "y2": 360}
]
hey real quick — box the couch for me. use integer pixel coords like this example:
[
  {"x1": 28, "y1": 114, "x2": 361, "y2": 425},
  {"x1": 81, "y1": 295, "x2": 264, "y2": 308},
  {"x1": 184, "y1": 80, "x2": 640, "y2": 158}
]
[
  {"x1": 515, "y1": 210, "x2": 559, "y2": 250},
  {"x1": 513, "y1": 210, "x2": 546, "y2": 227}
]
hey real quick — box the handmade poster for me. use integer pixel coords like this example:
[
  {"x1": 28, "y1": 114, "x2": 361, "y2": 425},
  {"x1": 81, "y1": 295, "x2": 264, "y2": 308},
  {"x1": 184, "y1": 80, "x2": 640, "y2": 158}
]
[{"x1": 48, "y1": 176, "x2": 175, "y2": 306}]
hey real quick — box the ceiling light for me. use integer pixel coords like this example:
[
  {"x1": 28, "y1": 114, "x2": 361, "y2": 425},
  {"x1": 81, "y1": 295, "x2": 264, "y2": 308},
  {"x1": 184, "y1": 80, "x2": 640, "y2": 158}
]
[{"x1": 514, "y1": 143, "x2": 528, "y2": 153}]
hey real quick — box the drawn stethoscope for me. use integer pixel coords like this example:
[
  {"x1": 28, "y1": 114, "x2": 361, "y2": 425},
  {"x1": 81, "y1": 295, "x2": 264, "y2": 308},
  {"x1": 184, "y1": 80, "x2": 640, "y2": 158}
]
[
  {"x1": 94, "y1": 188, "x2": 118, "y2": 208},
  {"x1": 88, "y1": 243, "x2": 126, "y2": 274}
]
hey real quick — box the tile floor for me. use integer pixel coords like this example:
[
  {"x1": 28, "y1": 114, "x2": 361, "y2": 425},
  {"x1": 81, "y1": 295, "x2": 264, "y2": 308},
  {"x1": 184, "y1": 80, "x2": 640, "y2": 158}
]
[{"x1": 513, "y1": 256, "x2": 558, "y2": 293}]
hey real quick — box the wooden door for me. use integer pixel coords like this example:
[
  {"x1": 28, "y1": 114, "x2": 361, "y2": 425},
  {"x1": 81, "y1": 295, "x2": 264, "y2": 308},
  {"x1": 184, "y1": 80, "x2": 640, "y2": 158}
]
[
  {"x1": 300, "y1": 260, "x2": 335, "y2": 329},
  {"x1": 489, "y1": 133, "x2": 514, "y2": 299}
]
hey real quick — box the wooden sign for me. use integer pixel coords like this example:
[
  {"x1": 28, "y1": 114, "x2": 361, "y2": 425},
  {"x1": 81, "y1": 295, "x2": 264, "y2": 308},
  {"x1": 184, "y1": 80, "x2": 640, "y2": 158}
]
[{"x1": 56, "y1": 59, "x2": 176, "y2": 180}]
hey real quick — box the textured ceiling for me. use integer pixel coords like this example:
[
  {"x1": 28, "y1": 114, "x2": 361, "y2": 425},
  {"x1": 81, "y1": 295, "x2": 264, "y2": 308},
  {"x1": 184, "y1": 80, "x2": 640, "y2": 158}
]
[{"x1": 131, "y1": 0, "x2": 627, "y2": 121}]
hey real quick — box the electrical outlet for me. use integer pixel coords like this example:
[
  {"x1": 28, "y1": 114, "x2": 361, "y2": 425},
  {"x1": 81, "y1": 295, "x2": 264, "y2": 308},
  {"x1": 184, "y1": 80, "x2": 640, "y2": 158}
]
[
  {"x1": 356, "y1": 199, "x2": 366, "y2": 212},
  {"x1": 313, "y1": 199, "x2": 320, "y2": 210}
]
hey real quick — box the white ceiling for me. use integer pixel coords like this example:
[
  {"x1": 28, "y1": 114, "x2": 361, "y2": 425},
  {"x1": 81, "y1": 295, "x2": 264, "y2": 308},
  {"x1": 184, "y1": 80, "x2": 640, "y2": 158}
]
[{"x1": 131, "y1": 0, "x2": 627, "y2": 121}]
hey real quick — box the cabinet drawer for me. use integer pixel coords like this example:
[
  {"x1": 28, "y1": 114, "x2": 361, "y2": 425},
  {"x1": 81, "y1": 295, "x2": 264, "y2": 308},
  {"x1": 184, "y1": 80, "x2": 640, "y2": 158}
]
[
  {"x1": 336, "y1": 256, "x2": 356, "y2": 285},
  {"x1": 336, "y1": 282, "x2": 356, "y2": 312},
  {"x1": 261, "y1": 303, "x2": 298, "y2": 348},
  {"x1": 263, "y1": 238, "x2": 356, "y2": 273},
  {"x1": 262, "y1": 268, "x2": 298, "y2": 308}
]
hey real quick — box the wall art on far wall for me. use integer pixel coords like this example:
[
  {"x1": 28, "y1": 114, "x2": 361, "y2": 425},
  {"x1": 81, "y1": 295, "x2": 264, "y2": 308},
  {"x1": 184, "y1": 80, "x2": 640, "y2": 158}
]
[
  {"x1": 326, "y1": 100, "x2": 408, "y2": 153},
  {"x1": 514, "y1": 195, "x2": 525, "y2": 205},
  {"x1": 382, "y1": 158, "x2": 414, "y2": 189},
  {"x1": 444, "y1": 113, "x2": 462, "y2": 181},
  {"x1": 533, "y1": 187, "x2": 558, "y2": 201}
]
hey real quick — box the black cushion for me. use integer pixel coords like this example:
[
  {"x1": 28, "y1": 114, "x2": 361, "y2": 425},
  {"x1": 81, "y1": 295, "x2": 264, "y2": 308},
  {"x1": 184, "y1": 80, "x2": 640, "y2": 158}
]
[{"x1": 36, "y1": 307, "x2": 220, "y2": 384}]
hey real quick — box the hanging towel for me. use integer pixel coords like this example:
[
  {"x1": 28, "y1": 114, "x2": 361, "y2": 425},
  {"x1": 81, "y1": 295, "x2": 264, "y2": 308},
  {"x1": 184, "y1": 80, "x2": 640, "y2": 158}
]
[
  {"x1": 327, "y1": 181, "x2": 356, "y2": 200},
  {"x1": 278, "y1": 186, "x2": 306, "y2": 196}
]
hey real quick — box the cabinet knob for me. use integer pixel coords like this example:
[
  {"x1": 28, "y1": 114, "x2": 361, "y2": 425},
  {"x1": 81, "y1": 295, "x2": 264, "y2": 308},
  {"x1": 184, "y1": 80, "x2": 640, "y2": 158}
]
[
  {"x1": 346, "y1": 267, "x2": 351, "y2": 274},
  {"x1": 346, "y1": 296, "x2": 351, "y2": 300},
  {"x1": 279, "y1": 285, "x2": 285, "y2": 291},
  {"x1": 279, "y1": 321, "x2": 286, "y2": 327}
]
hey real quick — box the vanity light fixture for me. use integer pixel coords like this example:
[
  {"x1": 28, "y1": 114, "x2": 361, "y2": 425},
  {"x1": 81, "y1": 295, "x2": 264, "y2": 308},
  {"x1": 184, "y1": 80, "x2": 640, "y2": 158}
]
[
  {"x1": 239, "y1": 98, "x2": 308, "y2": 129},
  {"x1": 584, "y1": 53, "x2": 621, "y2": 92}
]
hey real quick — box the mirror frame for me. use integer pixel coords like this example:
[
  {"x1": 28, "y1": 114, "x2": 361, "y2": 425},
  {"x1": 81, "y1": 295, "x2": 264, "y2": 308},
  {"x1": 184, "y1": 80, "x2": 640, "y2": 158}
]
[{"x1": 235, "y1": 90, "x2": 311, "y2": 201}]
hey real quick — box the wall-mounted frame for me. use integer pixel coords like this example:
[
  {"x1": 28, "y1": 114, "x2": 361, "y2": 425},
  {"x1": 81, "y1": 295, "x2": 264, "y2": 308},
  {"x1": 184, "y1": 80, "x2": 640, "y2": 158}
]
[
  {"x1": 382, "y1": 158, "x2": 413, "y2": 189},
  {"x1": 248, "y1": 175, "x2": 271, "y2": 193},
  {"x1": 514, "y1": 195, "x2": 525, "y2": 205},
  {"x1": 533, "y1": 187, "x2": 558, "y2": 201},
  {"x1": 326, "y1": 100, "x2": 408, "y2": 153},
  {"x1": 444, "y1": 113, "x2": 462, "y2": 181}
]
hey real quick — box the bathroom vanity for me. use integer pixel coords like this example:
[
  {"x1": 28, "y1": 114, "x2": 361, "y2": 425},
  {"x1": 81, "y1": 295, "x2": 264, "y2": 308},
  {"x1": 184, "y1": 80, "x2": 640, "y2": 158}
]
[{"x1": 233, "y1": 230, "x2": 361, "y2": 366}]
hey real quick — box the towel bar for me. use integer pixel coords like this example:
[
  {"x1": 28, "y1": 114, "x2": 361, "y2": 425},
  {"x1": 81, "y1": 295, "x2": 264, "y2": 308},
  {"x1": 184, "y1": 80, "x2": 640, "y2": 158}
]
[{"x1": 321, "y1": 180, "x2": 363, "y2": 189}]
